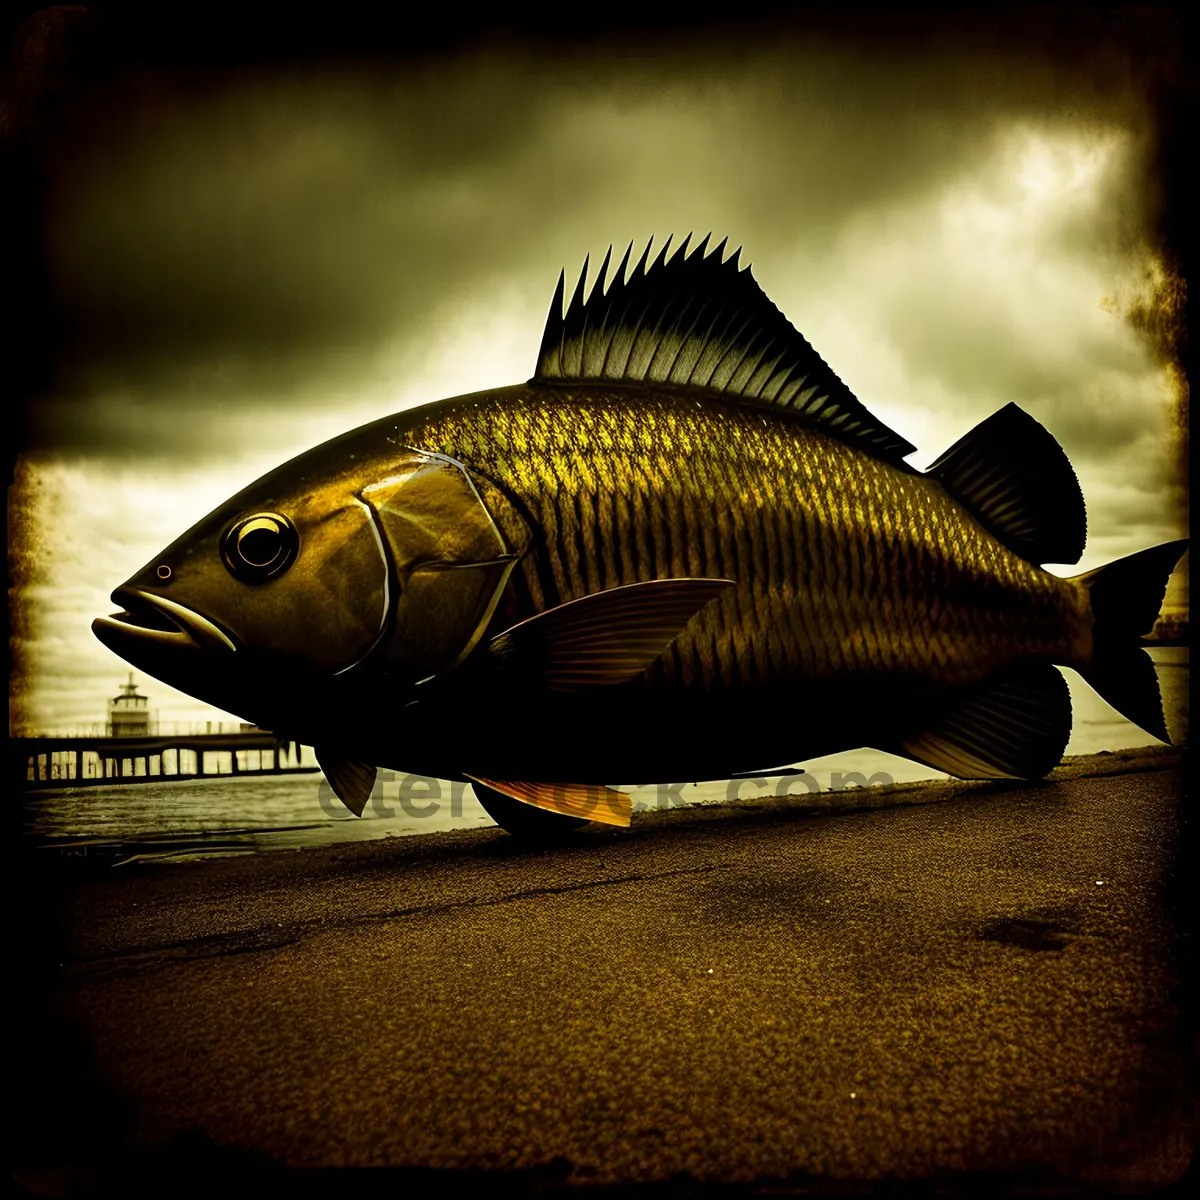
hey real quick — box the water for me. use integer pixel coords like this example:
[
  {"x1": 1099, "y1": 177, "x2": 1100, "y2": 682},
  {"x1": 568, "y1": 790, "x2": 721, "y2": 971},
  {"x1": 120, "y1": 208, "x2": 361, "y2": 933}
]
[{"x1": 22, "y1": 648, "x2": 1187, "y2": 865}]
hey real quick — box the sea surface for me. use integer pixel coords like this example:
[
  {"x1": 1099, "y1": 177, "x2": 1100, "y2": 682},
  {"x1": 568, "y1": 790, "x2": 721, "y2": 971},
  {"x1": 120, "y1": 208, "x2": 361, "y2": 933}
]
[{"x1": 22, "y1": 648, "x2": 1187, "y2": 866}]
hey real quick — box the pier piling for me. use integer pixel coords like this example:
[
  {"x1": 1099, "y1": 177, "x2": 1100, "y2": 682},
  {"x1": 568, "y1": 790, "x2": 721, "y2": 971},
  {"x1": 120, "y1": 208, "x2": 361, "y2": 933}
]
[{"x1": 14, "y1": 731, "x2": 317, "y2": 790}]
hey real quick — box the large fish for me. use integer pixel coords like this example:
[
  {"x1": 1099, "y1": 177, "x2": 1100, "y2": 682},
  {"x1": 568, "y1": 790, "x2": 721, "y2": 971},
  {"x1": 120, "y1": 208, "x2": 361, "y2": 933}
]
[{"x1": 93, "y1": 236, "x2": 1187, "y2": 835}]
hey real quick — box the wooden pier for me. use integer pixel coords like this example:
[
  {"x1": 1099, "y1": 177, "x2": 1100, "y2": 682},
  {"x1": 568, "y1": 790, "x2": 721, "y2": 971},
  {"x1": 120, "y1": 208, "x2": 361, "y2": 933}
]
[{"x1": 13, "y1": 731, "x2": 318, "y2": 790}]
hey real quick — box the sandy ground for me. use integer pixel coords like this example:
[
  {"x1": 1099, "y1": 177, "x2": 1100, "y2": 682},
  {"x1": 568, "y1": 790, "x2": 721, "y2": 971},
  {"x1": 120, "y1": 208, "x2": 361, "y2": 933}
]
[{"x1": 9, "y1": 747, "x2": 1196, "y2": 1194}]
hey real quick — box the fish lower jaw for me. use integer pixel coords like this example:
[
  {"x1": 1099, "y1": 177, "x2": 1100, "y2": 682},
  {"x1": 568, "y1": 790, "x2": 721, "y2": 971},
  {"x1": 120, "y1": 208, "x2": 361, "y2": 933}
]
[{"x1": 92, "y1": 588, "x2": 237, "y2": 657}]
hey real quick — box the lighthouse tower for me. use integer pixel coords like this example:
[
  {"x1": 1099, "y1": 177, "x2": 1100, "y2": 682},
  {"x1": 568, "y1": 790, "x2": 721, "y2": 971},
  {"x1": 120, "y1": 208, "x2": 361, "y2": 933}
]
[{"x1": 108, "y1": 673, "x2": 151, "y2": 737}]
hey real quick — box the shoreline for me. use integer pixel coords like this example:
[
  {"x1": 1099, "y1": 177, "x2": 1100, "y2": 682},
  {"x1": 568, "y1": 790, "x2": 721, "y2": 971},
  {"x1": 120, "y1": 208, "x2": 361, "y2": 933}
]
[
  {"x1": 20, "y1": 740, "x2": 1182, "y2": 804},
  {"x1": 18, "y1": 745, "x2": 1187, "y2": 869},
  {"x1": 11, "y1": 745, "x2": 1193, "y2": 1189}
]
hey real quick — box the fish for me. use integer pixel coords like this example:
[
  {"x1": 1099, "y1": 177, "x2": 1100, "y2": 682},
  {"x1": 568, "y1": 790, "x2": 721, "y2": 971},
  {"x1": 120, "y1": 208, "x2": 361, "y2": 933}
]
[{"x1": 93, "y1": 234, "x2": 1188, "y2": 835}]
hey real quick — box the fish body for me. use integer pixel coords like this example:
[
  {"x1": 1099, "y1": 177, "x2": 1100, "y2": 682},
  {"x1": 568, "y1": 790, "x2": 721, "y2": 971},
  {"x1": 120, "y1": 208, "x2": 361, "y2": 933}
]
[
  {"x1": 351, "y1": 385, "x2": 1085, "y2": 775},
  {"x1": 93, "y1": 236, "x2": 1186, "y2": 831}
]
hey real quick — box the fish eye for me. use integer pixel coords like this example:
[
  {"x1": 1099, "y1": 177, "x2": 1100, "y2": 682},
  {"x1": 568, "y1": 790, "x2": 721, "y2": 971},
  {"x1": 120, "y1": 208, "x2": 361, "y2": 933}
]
[{"x1": 222, "y1": 512, "x2": 299, "y2": 582}]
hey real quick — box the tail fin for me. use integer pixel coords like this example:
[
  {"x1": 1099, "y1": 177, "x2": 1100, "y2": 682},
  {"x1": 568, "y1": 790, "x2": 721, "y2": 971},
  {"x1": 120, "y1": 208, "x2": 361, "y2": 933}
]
[{"x1": 1076, "y1": 539, "x2": 1188, "y2": 743}]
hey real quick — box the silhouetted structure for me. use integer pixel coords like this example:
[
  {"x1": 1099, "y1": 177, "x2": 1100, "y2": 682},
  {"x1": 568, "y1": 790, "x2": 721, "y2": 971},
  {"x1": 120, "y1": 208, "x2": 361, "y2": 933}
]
[
  {"x1": 14, "y1": 677, "x2": 318, "y2": 787},
  {"x1": 14, "y1": 731, "x2": 315, "y2": 788},
  {"x1": 107, "y1": 673, "x2": 151, "y2": 737},
  {"x1": 1148, "y1": 614, "x2": 1189, "y2": 645}
]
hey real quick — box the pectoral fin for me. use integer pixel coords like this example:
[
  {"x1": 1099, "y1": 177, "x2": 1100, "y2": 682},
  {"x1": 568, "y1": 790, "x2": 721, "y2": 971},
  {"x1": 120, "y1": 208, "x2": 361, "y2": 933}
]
[
  {"x1": 488, "y1": 577, "x2": 734, "y2": 690},
  {"x1": 316, "y1": 749, "x2": 377, "y2": 816},
  {"x1": 467, "y1": 775, "x2": 632, "y2": 827},
  {"x1": 887, "y1": 662, "x2": 1072, "y2": 781}
]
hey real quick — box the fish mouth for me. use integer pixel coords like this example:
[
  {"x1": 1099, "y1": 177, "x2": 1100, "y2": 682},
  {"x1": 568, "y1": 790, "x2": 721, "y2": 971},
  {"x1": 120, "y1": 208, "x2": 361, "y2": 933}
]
[{"x1": 92, "y1": 588, "x2": 238, "y2": 656}]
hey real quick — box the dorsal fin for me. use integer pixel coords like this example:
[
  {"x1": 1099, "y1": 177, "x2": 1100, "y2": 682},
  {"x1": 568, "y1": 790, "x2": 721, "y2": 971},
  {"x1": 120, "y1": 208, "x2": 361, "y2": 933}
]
[
  {"x1": 927, "y1": 403, "x2": 1087, "y2": 566},
  {"x1": 533, "y1": 234, "x2": 917, "y2": 464}
]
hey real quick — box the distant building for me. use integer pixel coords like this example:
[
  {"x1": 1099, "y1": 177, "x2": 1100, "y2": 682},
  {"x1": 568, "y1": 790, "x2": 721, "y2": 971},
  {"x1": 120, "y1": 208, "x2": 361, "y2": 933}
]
[
  {"x1": 107, "y1": 673, "x2": 152, "y2": 737},
  {"x1": 1148, "y1": 613, "x2": 1189, "y2": 645}
]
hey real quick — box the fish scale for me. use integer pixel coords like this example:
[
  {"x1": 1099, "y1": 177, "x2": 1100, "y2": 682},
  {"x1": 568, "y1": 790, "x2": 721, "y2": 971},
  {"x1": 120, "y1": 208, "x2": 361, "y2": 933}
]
[{"x1": 411, "y1": 386, "x2": 1080, "y2": 695}]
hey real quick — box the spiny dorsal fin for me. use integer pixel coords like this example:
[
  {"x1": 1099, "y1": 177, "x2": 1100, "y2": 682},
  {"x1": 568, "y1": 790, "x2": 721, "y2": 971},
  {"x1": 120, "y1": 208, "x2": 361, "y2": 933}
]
[
  {"x1": 534, "y1": 235, "x2": 917, "y2": 465},
  {"x1": 927, "y1": 403, "x2": 1086, "y2": 566},
  {"x1": 891, "y1": 662, "x2": 1072, "y2": 781}
]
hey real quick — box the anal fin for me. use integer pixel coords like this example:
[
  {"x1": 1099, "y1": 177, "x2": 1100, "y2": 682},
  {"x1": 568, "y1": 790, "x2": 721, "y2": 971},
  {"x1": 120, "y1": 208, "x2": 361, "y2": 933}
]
[
  {"x1": 888, "y1": 662, "x2": 1072, "y2": 781},
  {"x1": 316, "y1": 749, "x2": 377, "y2": 817},
  {"x1": 467, "y1": 775, "x2": 631, "y2": 827}
]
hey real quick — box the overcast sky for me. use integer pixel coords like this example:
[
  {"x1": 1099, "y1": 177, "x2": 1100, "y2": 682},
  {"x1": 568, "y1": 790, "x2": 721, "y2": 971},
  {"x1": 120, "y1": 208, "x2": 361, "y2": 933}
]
[{"x1": 10, "y1": 16, "x2": 1189, "y2": 734}]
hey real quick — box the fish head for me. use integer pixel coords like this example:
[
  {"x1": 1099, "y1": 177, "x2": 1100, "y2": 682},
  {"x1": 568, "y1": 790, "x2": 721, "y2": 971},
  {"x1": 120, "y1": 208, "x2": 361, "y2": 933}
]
[
  {"x1": 92, "y1": 445, "x2": 396, "y2": 722},
  {"x1": 92, "y1": 432, "x2": 526, "y2": 727}
]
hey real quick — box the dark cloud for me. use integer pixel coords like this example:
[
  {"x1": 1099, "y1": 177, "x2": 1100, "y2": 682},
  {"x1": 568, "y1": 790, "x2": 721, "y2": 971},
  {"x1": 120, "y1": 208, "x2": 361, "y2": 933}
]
[
  {"x1": 10, "y1": 7, "x2": 1188, "y2": 733},
  {"x1": 25, "y1": 26, "x2": 1174, "y2": 458}
]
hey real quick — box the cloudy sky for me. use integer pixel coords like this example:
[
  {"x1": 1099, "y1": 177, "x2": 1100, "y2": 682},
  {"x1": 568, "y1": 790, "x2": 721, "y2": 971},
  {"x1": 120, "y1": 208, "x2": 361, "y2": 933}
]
[{"x1": 9, "y1": 7, "x2": 1188, "y2": 734}]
